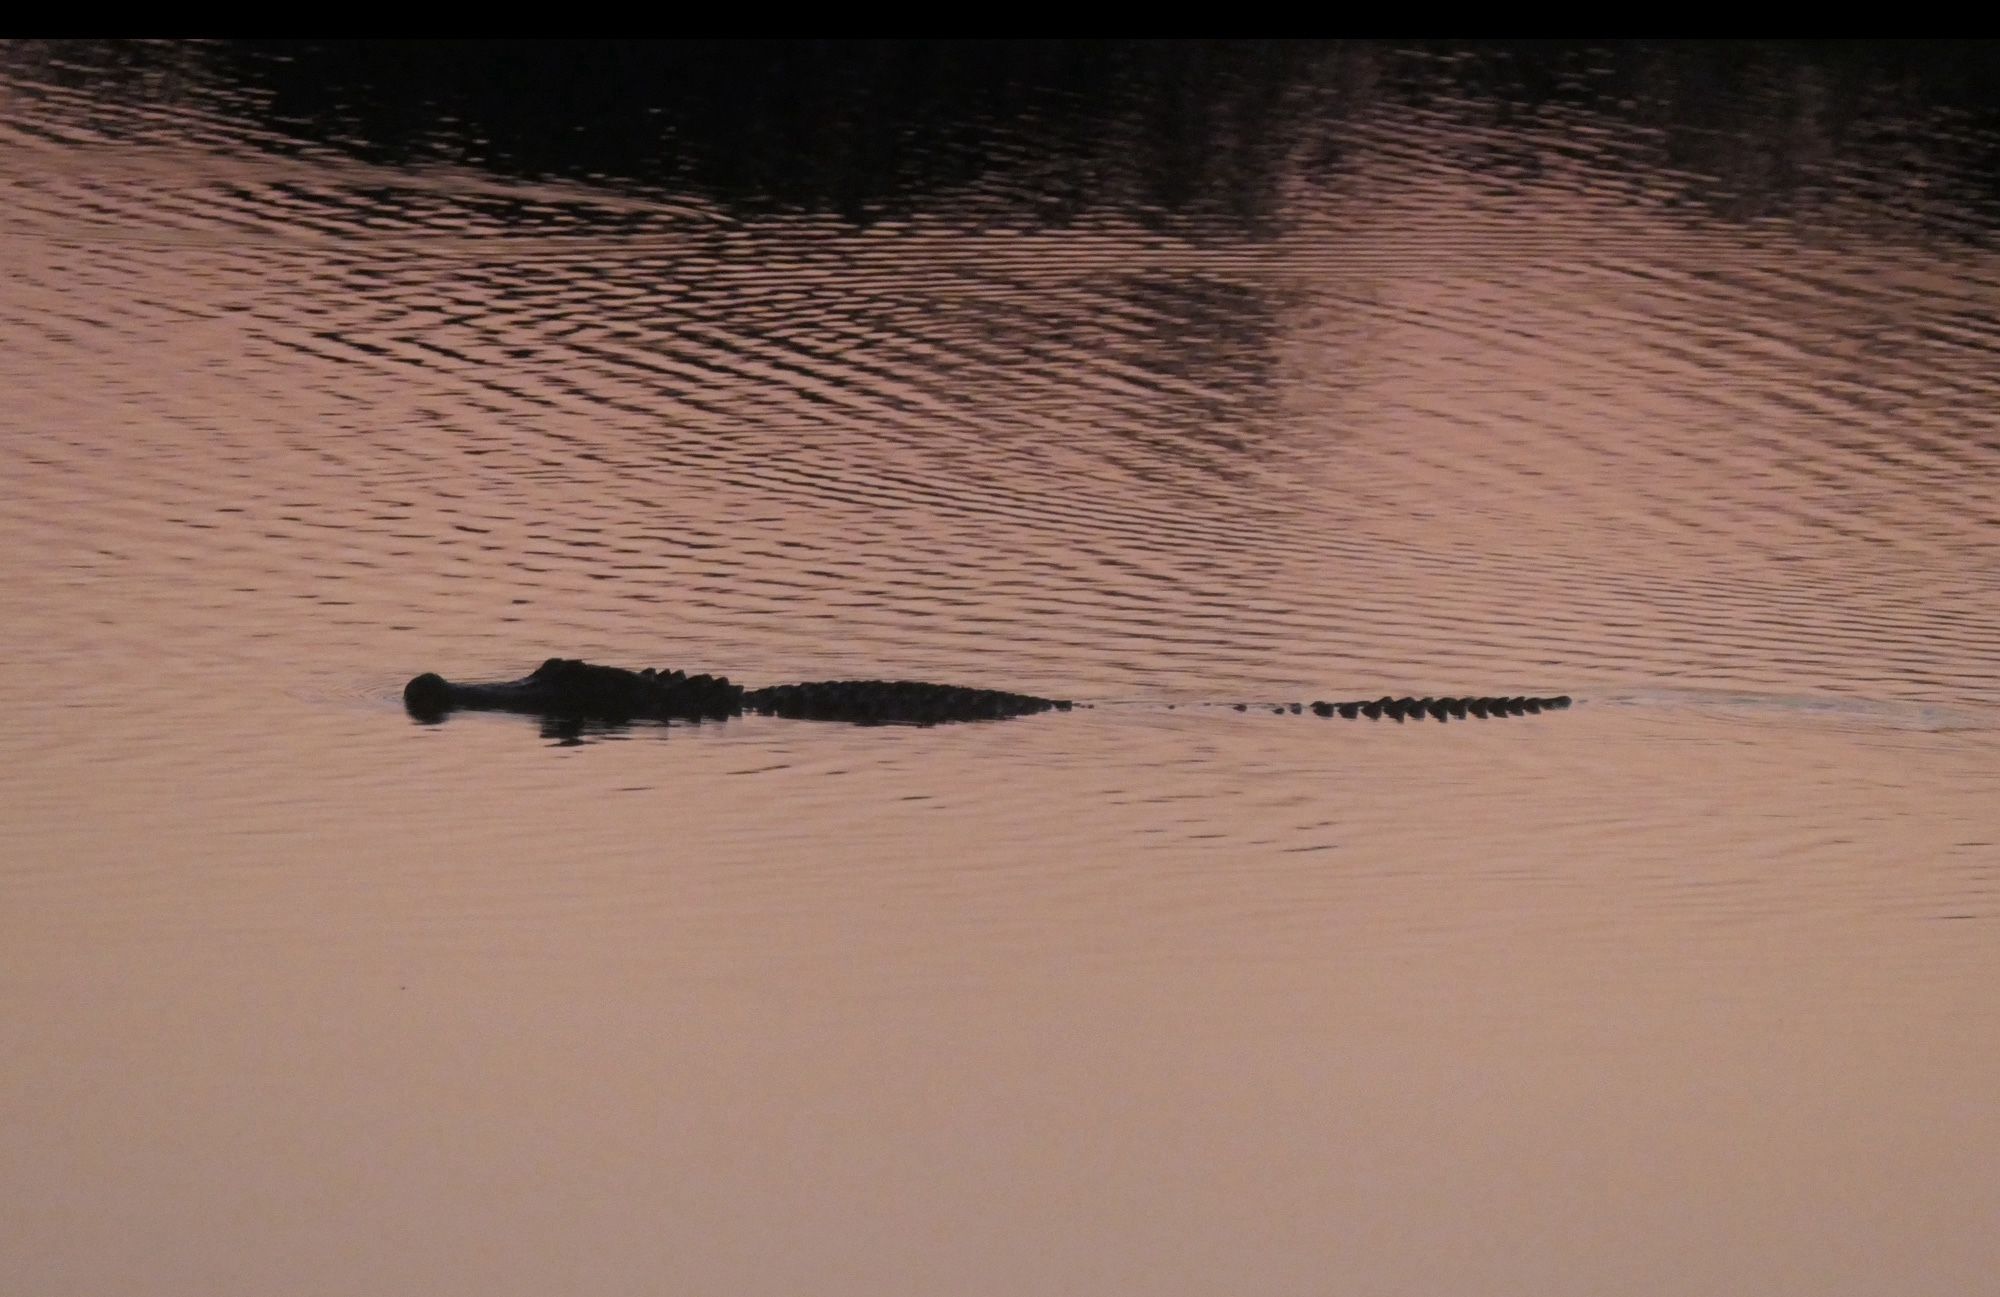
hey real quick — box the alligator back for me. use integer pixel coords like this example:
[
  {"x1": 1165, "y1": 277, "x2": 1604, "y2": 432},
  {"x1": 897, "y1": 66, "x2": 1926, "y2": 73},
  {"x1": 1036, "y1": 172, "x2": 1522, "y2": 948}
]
[{"x1": 744, "y1": 680, "x2": 1070, "y2": 725}]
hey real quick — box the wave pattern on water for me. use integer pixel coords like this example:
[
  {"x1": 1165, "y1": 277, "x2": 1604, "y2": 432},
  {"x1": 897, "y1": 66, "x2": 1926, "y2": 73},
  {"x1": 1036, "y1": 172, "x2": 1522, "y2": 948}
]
[{"x1": 2, "y1": 40, "x2": 1996, "y2": 836}]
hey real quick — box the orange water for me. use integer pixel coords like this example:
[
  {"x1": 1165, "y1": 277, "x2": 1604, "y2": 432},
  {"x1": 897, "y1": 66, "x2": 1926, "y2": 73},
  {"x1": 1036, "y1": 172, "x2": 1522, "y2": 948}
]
[{"x1": 4, "y1": 42, "x2": 1996, "y2": 1296}]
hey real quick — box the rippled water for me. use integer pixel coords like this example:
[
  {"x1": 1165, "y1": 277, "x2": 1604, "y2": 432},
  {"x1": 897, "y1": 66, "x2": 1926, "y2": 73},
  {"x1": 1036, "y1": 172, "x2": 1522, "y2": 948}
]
[{"x1": 4, "y1": 41, "x2": 1997, "y2": 1296}]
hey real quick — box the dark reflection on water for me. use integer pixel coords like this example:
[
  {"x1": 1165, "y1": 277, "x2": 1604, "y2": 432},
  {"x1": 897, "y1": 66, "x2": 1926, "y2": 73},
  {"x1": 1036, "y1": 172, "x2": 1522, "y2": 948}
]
[
  {"x1": 204, "y1": 40, "x2": 2000, "y2": 238},
  {"x1": 3, "y1": 40, "x2": 1999, "y2": 1297},
  {"x1": 223, "y1": 41, "x2": 1325, "y2": 225}
]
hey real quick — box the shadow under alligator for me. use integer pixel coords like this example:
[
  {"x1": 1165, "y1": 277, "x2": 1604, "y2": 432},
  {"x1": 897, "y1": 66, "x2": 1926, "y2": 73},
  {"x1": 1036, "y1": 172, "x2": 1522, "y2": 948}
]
[{"x1": 406, "y1": 658, "x2": 1572, "y2": 728}]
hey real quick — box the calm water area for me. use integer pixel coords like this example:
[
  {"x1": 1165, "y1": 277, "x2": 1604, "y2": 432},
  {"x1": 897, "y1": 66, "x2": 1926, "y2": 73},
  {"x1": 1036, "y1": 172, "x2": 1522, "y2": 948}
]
[{"x1": 3, "y1": 40, "x2": 1997, "y2": 1295}]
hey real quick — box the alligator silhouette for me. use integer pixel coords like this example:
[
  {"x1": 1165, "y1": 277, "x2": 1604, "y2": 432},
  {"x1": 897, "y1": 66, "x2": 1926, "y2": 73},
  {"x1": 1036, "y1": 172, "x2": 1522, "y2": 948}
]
[{"x1": 405, "y1": 658, "x2": 1572, "y2": 727}]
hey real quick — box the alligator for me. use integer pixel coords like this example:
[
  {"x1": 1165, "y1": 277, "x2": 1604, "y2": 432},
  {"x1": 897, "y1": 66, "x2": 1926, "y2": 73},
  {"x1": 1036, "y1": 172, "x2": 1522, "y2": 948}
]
[{"x1": 404, "y1": 658, "x2": 1572, "y2": 727}]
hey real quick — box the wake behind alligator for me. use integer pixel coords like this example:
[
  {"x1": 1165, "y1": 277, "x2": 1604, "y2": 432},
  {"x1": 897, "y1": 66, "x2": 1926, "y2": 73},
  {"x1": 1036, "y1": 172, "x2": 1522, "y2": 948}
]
[{"x1": 405, "y1": 658, "x2": 1573, "y2": 727}]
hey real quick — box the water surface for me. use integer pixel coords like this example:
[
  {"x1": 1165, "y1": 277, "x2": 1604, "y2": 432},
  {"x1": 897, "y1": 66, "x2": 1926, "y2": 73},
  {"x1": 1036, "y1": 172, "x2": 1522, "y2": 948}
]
[{"x1": 3, "y1": 40, "x2": 1997, "y2": 1296}]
